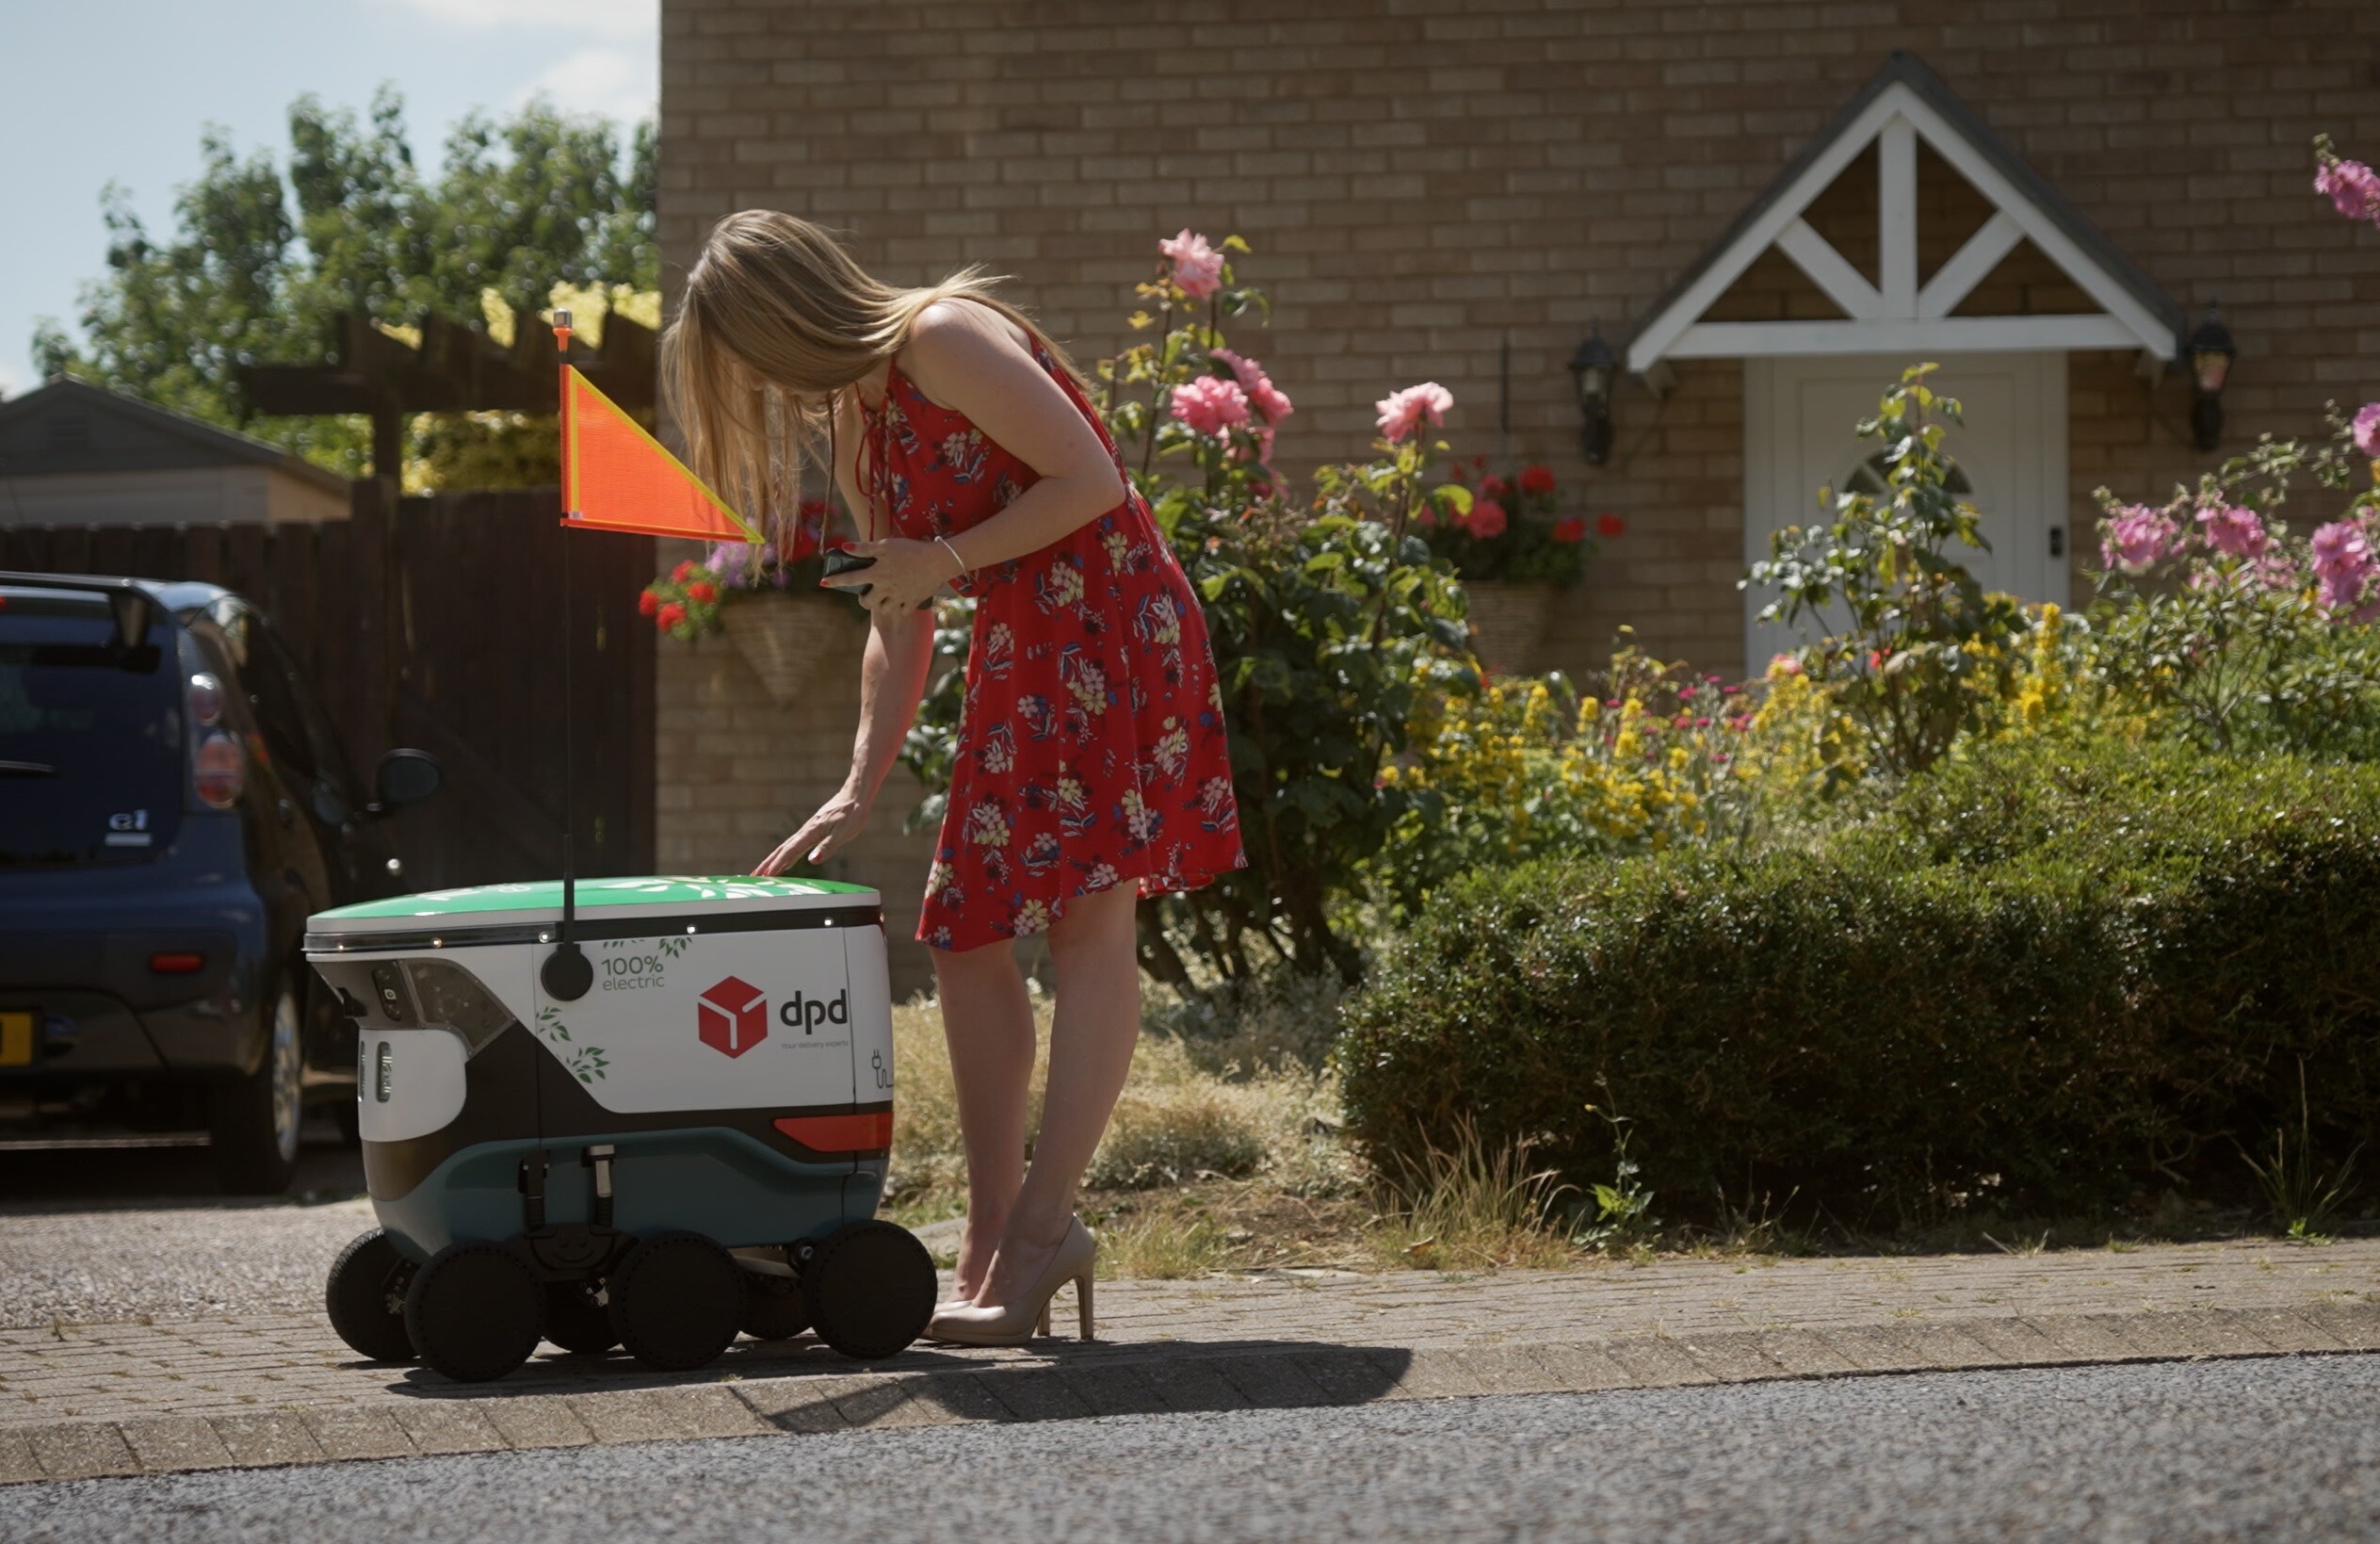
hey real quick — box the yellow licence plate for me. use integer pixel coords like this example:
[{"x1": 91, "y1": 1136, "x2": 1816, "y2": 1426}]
[{"x1": 0, "y1": 1013, "x2": 32, "y2": 1067}]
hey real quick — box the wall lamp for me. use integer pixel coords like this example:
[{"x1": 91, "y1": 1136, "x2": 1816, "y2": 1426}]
[
  {"x1": 2186, "y1": 303, "x2": 2237, "y2": 453},
  {"x1": 1567, "y1": 323, "x2": 1618, "y2": 465}
]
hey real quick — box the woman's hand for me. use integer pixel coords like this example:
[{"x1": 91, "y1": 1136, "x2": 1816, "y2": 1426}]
[
  {"x1": 822, "y1": 537, "x2": 958, "y2": 619},
  {"x1": 753, "y1": 788, "x2": 870, "y2": 876}
]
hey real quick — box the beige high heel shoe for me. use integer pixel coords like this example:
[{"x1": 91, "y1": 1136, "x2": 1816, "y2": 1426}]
[{"x1": 924, "y1": 1216, "x2": 1095, "y2": 1346}]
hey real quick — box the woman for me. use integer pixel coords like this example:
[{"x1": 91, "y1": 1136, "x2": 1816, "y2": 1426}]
[{"x1": 664, "y1": 212, "x2": 1245, "y2": 1346}]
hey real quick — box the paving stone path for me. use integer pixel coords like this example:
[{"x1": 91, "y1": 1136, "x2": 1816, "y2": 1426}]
[{"x1": 3, "y1": 1216, "x2": 2374, "y2": 1487}]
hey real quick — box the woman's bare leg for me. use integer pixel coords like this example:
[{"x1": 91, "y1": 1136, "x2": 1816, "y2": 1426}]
[
  {"x1": 973, "y1": 885, "x2": 1141, "y2": 1308},
  {"x1": 931, "y1": 937, "x2": 1037, "y2": 1301}
]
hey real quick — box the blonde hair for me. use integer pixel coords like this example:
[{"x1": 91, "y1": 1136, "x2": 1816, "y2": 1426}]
[{"x1": 663, "y1": 210, "x2": 1078, "y2": 537}]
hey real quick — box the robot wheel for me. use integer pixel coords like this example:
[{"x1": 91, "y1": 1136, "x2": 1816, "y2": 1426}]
[
  {"x1": 405, "y1": 1241, "x2": 545, "y2": 1383},
  {"x1": 740, "y1": 1267, "x2": 812, "y2": 1341},
  {"x1": 608, "y1": 1230, "x2": 745, "y2": 1373},
  {"x1": 325, "y1": 1228, "x2": 419, "y2": 1364},
  {"x1": 543, "y1": 1279, "x2": 620, "y2": 1355},
  {"x1": 797, "y1": 1220, "x2": 936, "y2": 1360}
]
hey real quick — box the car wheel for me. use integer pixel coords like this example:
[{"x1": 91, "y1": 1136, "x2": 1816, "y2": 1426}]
[{"x1": 210, "y1": 982, "x2": 304, "y2": 1195}]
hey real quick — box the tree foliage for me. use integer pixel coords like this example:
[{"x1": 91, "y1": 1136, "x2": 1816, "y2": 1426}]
[{"x1": 34, "y1": 87, "x2": 654, "y2": 483}]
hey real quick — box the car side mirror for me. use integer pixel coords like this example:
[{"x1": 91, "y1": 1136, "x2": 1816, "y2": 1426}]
[{"x1": 371, "y1": 749, "x2": 442, "y2": 814}]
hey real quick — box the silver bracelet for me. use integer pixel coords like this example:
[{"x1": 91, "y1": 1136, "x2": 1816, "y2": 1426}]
[{"x1": 934, "y1": 534, "x2": 968, "y2": 577}]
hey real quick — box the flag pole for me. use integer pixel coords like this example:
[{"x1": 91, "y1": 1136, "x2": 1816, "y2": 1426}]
[{"x1": 541, "y1": 308, "x2": 593, "y2": 1002}]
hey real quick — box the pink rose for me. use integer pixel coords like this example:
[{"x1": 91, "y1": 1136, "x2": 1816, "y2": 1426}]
[
  {"x1": 1158, "y1": 229, "x2": 1225, "y2": 301},
  {"x1": 2310, "y1": 519, "x2": 2378, "y2": 615},
  {"x1": 2316, "y1": 158, "x2": 2380, "y2": 223},
  {"x1": 1169, "y1": 375, "x2": 1250, "y2": 438},
  {"x1": 2354, "y1": 402, "x2": 2380, "y2": 460},
  {"x1": 1464, "y1": 499, "x2": 1509, "y2": 540},
  {"x1": 2099, "y1": 504, "x2": 2180, "y2": 575},
  {"x1": 1213, "y1": 349, "x2": 1294, "y2": 423},
  {"x1": 2194, "y1": 503, "x2": 2269, "y2": 561},
  {"x1": 1374, "y1": 382, "x2": 1454, "y2": 444}
]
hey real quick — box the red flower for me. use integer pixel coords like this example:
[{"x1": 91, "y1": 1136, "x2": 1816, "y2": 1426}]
[
  {"x1": 1551, "y1": 515, "x2": 1587, "y2": 544},
  {"x1": 671, "y1": 560, "x2": 697, "y2": 583},
  {"x1": 1480, "y1": 474, "x2": 1510, "y2": 501},
  {"x1": 638, "y1": 589, "x2": 660, "y2": 617},
  {"x1": 1518, "y1": 464, "x2": 1557, "y2": 496},
  {"x1": 657, "y1": 602, "x2": 688, "y2": 632},
  {"x1": 1596, "y1": 513, "x2": 1627, "y2": 539},
  {"x1": 687, "y1": 581, "x2": 718, "y2": 604},
  {"x1": 1465, "y1": 500, "x2": 1509, "y2": 540}
]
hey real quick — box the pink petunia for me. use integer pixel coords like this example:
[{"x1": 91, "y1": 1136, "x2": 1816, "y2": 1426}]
[
  {"x1": 2316, "y1": 158, "x2": 2380, "y2": 223},
  {"x1": 2100, "y1": 504, "x2": 2180, "y2": 575},
  {"x1": 1158, "y1": 229, "x2": 1225, "y2": 301},
  {"x1": 1464, "y1": 499, "x2": 1509, "y2": 540},
  {"x1": 1375, "y1": 382, "x2": 1454, "y2": 444},
  {"x1": 2354, "y1": 402, "x2": 2380, "y2": 460},
  {"x1": 2194, "y1": 503, "x2": 2270, "y2": 561},
  {"x1": 1169, "y1": 375, "x2": 1250, "y2": 438}
]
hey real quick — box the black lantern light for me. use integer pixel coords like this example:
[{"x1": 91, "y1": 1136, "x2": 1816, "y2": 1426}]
[
  {"x1": 1567, "y1": 323, "x2": 1618, "y2": 465},
  {"x1": 2186, "y1": 303, "x2": 2237, "y2": 453}
]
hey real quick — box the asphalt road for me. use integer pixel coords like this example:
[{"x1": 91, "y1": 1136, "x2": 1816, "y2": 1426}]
[{"x1": 8, "y1": 1355, "x2": 2375, "y2": 1542}]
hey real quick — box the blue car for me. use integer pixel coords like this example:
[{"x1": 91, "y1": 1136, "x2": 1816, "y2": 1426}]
[{"x1": 0, "y1": 572, "x2": 440, "y2": 1192}]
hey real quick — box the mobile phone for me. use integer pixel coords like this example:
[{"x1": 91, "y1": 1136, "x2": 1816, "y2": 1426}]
[
  {"x1": 821, "y1": 548, "x2": 933, "y2": 609},
  {"x1": 820, "y1": 549, "x2": 876, "y2": 591}
]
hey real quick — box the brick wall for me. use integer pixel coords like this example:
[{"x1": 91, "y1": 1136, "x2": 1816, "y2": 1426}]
[
  {"x1": 654, "y1": 594, "x2": 941, "y2": 1000},
  {"x1": 660, "y1": 0, "x2": 2380, "y2": 680}
]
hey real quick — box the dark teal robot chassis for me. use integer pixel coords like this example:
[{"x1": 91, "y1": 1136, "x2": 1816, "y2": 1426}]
[{"x1": 305, "y1": 877, "x2": 936, "y2": 1382}]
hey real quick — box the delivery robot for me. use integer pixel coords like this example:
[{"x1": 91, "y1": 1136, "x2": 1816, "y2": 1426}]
[{"x1": 305, "y1": 875, "x2": 935, "y2": 1383}]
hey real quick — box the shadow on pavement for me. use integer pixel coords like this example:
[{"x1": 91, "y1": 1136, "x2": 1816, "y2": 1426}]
[
  {"x1": 0, "y1": 1122, "x2": 364, "y2": 1211},
  {"x1": 370, "y1": 1333, "x2": 1416, "y2": 1419}
]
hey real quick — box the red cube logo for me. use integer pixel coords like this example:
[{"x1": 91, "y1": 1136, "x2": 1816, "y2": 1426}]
[{"x1": 697, "y1": 975, "x2": 768, "y2": 1058}]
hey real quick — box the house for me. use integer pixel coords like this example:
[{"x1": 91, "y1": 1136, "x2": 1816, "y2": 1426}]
[
  {"x1": 648, "y1": 3, "x2": 2379, "y2": 936},
  {"x1": 0, "y1": 376, "x2": 348, "y2": 528}
]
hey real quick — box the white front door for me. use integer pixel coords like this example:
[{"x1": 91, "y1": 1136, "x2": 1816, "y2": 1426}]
[{"x1": 1741, "y1": 352, "x2": 2069, "y2": 672}]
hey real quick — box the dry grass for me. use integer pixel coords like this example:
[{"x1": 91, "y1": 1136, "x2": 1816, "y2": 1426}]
[
  {"x1": 1366, "y1": 1122, "x2": 1585, "y2": 1272},
  {"x1": 882, "y1": 987, "x2": 1356, "y2": 1220},
  {"x1": 1093, "y1": 1202, "x2": 1234, "y2": 1279}
]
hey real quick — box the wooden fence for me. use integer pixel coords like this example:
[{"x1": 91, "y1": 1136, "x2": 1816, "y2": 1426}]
[{"x1": 0, "y1": 483, "x2": 656, "y2": 890}]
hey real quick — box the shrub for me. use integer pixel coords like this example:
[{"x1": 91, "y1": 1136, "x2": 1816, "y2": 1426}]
[
  {"x1": 1747, "y1": 366, "x2": 2027, "y2": 781},
  {"x1": 2085, "y1": 417, "x2": 2380, "y2": 757},
  {"x1": 1340, "y1": 728, "x2": 2380, "y2": 1224}
]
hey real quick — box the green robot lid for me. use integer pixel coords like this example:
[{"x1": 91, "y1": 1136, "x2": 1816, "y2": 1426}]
[{"x1": 307, "y1": 876, "x2": 880, "y2": 950}]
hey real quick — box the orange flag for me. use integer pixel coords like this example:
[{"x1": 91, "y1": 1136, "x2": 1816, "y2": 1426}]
[{"x1": 559, "y1": 366, "x2": 761, "y2": 543}]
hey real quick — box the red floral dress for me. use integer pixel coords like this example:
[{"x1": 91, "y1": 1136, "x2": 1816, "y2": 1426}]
[{"x1": 860, "y1": 347, "x2": 1245, "y2": 951}]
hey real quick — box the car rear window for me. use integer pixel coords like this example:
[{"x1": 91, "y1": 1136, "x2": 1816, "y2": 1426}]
[{"x1": 0, "y1": 589, "x2": 185, "y2": 868}]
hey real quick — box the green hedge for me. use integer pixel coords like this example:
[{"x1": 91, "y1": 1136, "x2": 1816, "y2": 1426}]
[{"x1": 1338, "y1": 731, "x2": 2380, "y2": 1222}]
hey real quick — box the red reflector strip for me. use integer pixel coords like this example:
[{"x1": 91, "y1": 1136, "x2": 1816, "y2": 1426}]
[
  {"x1": 148, "y1": 952, "x2": 206, "y2": 974},
  {"x1": 773, "y1": 1111, "x2": 893, "y2": 1152}
]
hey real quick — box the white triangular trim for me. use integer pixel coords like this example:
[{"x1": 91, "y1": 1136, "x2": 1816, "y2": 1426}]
[{"x1": 1626, "y1": 80, "x2": 2178, "y2": 372}]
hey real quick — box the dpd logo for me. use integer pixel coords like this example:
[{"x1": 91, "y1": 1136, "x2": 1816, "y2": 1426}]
[
  {"x1": 696, "y1": 976, "x2": 768, "y2": 1058},
  {"x1": 779, "y1": 989, "x2": 850, "y2": 1035}
]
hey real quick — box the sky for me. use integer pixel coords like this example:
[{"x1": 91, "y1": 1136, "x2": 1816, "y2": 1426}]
[{"x1": 0, "y1": 0, "x2": 659, "y2": 399}]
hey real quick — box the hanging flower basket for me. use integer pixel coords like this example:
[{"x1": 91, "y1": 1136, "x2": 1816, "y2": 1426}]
[
  {"x1": 721, "y1": 591, "x2": 865, "y2": 704},
  {"x1": 1462, "y1": 579, "x2": 1558, "y2": 675}
]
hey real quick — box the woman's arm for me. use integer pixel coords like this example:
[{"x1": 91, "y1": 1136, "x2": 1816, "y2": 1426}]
[
  {"x1": 753, "y1": 604, "x2": 935, "y2": 875},
  {"x1": 752, "y1": 390, "x2": 937, "y2": 876},
  {"x1": 820, "y1": 301, "x2": 1126, "y2": 618}
]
